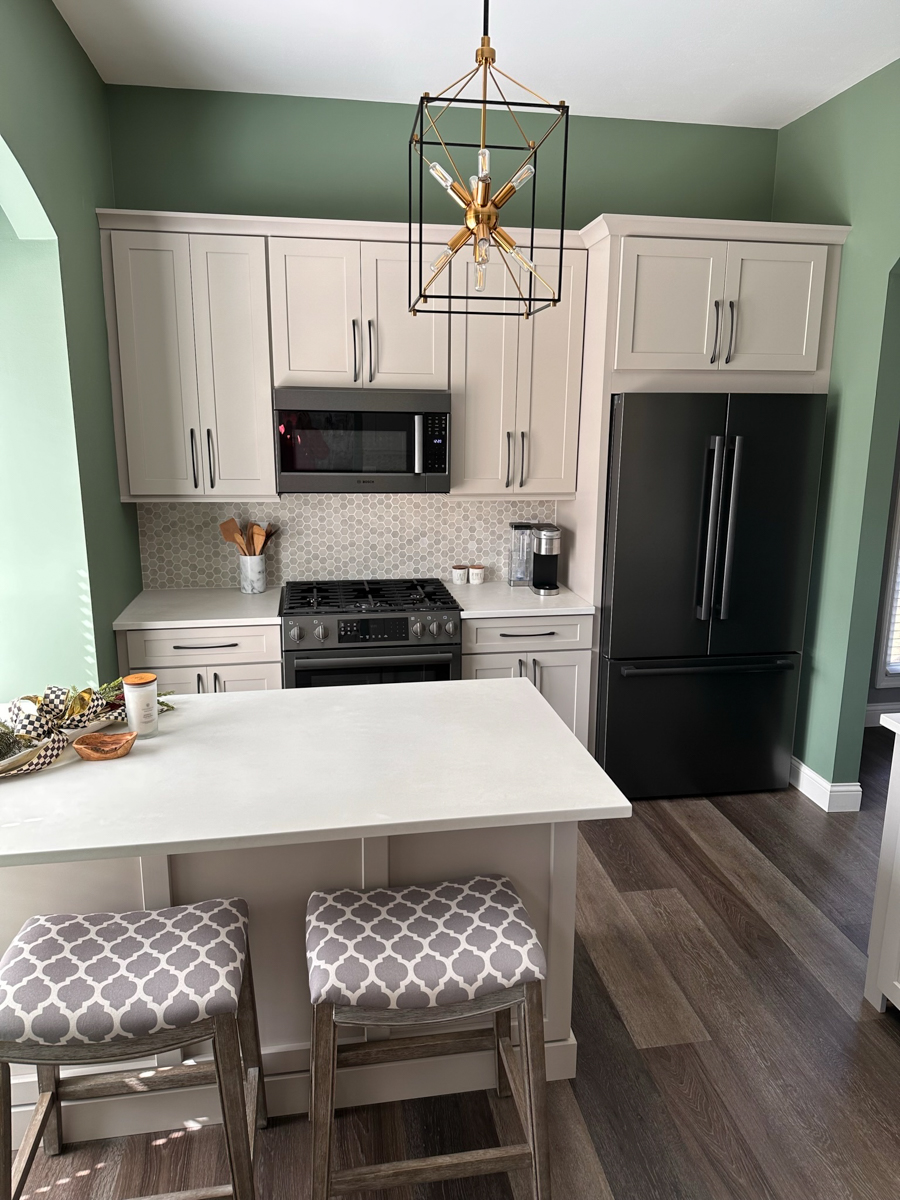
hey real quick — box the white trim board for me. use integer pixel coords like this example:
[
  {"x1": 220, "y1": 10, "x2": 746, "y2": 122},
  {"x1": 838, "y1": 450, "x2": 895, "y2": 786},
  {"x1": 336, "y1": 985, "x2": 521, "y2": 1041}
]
[
  {"x1": 790, "y1": 757, "x2": 862, "y2": 813},
  {"x1": 866, "y1": 701, "x2": 900, "y2": 727}
]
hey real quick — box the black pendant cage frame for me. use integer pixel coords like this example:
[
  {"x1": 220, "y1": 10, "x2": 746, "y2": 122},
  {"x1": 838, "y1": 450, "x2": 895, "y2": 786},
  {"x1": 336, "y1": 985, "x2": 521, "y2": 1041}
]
[{"x1": 408, "y1": 93, "x2": 570, "y2": 318}]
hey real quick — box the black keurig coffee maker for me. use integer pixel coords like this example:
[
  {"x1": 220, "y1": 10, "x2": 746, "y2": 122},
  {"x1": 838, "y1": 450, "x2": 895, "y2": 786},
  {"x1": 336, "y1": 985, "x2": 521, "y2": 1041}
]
[{"x1": 530, "y1": 524, "x2": 561, "y2": 596}]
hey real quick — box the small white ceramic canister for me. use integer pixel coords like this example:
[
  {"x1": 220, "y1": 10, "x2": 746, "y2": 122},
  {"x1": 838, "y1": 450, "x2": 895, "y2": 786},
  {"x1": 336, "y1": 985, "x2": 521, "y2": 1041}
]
[
  {"x1": 468, "y1": 565, "x2": 486, "y2": 584},
  {"x1": 123, "y1": 673, "x2": 158, "y2": 738},
  {"x1": 451, "y1": 565, "x2": 468, "y2": 585},
  {"x1": 239, "y1": 555, "x2": 266, "y2": 594}
]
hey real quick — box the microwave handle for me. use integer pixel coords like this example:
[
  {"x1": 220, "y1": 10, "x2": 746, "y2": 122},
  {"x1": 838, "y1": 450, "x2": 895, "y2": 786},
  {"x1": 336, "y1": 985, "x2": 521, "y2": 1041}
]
[{"x1": 414, "y1": 414, "x2": 424, "y2": 475}]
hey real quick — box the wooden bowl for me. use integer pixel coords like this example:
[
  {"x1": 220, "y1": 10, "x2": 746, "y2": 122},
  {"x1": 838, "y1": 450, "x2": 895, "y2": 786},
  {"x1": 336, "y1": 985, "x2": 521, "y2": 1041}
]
[{"x1": 72, "y1": 731, "x2": 138, "y2": 761}]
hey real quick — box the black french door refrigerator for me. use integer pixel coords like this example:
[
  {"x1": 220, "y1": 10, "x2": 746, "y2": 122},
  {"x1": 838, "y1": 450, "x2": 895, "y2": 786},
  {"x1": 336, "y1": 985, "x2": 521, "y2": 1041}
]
[{"x1": 596, "y1": 392, "x2": 826, "y2": 799}]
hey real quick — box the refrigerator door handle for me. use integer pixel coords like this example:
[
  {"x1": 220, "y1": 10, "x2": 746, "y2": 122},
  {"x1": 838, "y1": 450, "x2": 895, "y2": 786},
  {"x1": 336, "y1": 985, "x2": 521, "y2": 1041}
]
[
  {"x1": 717, "y1": 435, "x2": 744, "y2": 620},
  {"x1": 620, "y1": 658, "x2": 795, "y2": 678},
  {"x1": 697, "y1": 435, "x2": 726, "y2": 622}
]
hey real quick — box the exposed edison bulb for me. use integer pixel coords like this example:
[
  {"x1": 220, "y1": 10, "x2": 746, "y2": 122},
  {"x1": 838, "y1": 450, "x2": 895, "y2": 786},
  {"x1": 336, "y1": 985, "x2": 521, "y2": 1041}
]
[
  {"x1": 429, "y1": 248, "x2": 453, "y2": 276},
  {"x1": 474, "y1": 262, "x2": 487, "y2": 292},
  {"x1": 510, "y1": 245, "x2": 536, "y2": 273},
  {"x1": 476, "y1": 237, "x2": 491, "y2": 264},
  {"x1": 510, "y1": 163, "x2": 536, "y2": 190},
  {"x1": 477, "y1": 147, "x2": 491, "y2": 178},
  {"x1": 469, "y1": 175, "x2": 478, "y2": 194},
  {"x1": 429, "y1": 162, "x2": 454, "y2": 190}
]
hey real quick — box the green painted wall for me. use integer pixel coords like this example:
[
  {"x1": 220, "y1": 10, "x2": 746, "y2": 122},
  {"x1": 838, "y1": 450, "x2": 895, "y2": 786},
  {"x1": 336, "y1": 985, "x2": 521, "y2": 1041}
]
[
  {"x1": 0, "y1": 0, "x2": 141, "y2": 686},
  {"x1": 106, "y1": 87, "x2": 777, "y2": 226},
  {"x1": 0, "y1": 176, "x2": 98, "y2": 697},
  {"x1": 772, "y1": 58, "x2": 900, "y2": 782}
]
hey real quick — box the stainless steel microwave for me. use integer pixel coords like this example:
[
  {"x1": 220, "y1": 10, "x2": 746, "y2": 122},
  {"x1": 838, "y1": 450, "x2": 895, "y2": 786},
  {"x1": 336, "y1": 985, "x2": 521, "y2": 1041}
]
[{"x1": 274, "y1": 388, "x2": 451, "y2": 493}]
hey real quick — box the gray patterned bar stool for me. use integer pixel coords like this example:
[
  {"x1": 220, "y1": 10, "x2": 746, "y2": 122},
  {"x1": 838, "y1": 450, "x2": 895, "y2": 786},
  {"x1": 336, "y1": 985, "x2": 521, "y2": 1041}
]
[
  {"x1": 0, "y1": 897, "x2": 266, "y2": 1200},
  {"x1": 305, "y1": 874, "x2": 551, "y2": 1199}
]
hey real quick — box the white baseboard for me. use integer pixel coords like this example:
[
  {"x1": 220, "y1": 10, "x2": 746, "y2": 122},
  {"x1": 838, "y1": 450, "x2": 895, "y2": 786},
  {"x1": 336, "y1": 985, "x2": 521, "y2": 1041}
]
[
  {"x1": 790, "y1": 757, "x2": 862, "y2": 813},
  {"x1": 10, "y1": 1036, "x2": 577, "y2": 1148},
  {"x1": 866, "y1": 701, "x2": 900, "y2": 727}
]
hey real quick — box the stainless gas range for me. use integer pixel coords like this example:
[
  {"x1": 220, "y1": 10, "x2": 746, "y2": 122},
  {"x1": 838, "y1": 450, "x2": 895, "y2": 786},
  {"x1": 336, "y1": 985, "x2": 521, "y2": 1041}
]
[{"x1": 280, "y1": 579, "x2": 462, "y2": 689}]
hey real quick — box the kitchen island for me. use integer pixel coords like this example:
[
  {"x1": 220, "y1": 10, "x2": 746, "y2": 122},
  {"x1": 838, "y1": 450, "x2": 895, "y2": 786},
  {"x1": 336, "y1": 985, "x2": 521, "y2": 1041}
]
[{"x1": 0, "y1": 678, "x2": 628, "y2": 1143}]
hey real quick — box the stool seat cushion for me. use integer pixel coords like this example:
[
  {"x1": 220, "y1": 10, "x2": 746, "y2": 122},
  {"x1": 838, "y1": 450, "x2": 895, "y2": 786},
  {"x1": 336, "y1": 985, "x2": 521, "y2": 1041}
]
[
  {"x1": 306, "y1": 875, "x2": 546, "y2": 1009},
  {"x1": 0, "y1": 898, "x2": 248, "y2": 1046}
]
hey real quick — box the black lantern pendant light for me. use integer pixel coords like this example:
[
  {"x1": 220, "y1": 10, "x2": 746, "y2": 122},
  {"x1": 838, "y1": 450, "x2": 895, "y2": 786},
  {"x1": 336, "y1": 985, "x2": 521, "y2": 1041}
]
[{"x1": 409, "y1": 0, "x2": 569, "y2": 318}]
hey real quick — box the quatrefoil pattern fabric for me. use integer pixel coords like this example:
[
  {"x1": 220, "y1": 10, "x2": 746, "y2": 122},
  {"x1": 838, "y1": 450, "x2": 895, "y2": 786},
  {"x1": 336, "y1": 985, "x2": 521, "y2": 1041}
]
[
  {"x1": 0, "y1": 898, "x2": 248, "y2": 1046},
  {"x1": 306, "y1": 875, "x2": 546, "y2": 1009}
]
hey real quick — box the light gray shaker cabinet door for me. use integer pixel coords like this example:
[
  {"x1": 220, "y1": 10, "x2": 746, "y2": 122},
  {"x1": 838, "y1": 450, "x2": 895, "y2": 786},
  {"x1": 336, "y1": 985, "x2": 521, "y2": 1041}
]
[
  {"x1": 111, "y1": 231, "x2": 202, "y2": 496},
  {"x1": 190, "y1": 235, "x2": 276, "y2": 497}
]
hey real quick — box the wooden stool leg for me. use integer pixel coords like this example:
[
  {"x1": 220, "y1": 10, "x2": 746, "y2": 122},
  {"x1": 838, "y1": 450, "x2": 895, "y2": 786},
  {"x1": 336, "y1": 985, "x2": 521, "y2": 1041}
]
[
  {"x1": 494, "y1": 1007, "x2": 512, "y2": 1098},
  {"x1": 521, "y1": 982, "x2": 551, "y2": 1200},
  {"x1": 213, "y1": 1014, "x2": 255, "y2": 1200},
  {"x1": 310, "y1": 1003, "x2": 337, "y2": 1200},
  {"x1": 237, "y1": 950, "x2": 268, "y2": 1130},
  {"x1": 35, "y1": 1067, "x2": 61, "y2": 1156},
  {"x1": 0, "y1": 1062, "x2": 11, "y2": 1200}
]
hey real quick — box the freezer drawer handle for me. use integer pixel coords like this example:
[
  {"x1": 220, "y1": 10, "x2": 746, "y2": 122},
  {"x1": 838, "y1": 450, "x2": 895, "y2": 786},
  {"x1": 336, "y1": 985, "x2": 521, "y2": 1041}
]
[
  {"x1": 620, "y1": 659, "x2": 795, "y2": 678},
  {"x1": 499, "y1": 631, "x2": 556, "y2": 638},
  {"x1": 717, "y1": 435, "x2": 744, "y2": 620},
  {"x1": 697, "y1": 435, "x2": 726, "y2": 622}
]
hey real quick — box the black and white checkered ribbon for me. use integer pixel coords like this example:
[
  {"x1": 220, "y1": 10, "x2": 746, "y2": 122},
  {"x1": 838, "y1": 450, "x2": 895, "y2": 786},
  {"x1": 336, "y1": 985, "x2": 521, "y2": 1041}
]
[{"x1": 3, "y1": 685, "x2": 127, "y2": 778}]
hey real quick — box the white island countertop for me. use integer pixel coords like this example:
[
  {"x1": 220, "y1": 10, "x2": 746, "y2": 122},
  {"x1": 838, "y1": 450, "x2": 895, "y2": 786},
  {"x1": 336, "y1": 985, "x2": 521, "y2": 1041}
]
[
  {"x1": 0, "y1": 679, "x2": 629, "y2": 866},
  {"x1": 446, "y1": 581, "x2": 594, "y2": 618}
]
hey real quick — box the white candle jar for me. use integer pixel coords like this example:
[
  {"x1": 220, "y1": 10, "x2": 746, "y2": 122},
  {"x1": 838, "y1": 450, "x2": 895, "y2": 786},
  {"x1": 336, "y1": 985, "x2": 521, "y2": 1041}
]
[{"x1": 122, "y1": 673, "x2": 159, "y2": 738}]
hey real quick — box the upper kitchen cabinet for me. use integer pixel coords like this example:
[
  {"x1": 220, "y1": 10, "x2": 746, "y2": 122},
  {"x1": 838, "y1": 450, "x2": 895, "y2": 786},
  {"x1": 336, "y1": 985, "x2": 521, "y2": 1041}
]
[
  {"x1": 110, "y1": 230, "x2": 276, "y2": 500},
  {"x1": 269, "y1": 238, "x2": 449, "y2": 390},
  {"x1": 614, "y1": 236, "x2": 828, "y2": 373},
  {"x1": 449, "y1": 248, "x2": 586, "y2": 496}
]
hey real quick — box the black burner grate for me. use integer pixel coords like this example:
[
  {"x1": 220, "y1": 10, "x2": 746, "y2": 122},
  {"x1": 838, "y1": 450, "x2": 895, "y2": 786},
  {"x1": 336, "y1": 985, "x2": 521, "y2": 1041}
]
[{"x1": 281, "y1": 578, "x2": 460, "y2": 615}]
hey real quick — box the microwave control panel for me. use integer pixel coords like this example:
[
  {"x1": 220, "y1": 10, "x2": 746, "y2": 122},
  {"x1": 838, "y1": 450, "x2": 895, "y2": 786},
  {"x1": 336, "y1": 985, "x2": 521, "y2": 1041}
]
[{"x1": 424, "y1": 415, "x2": 449, "y2": 473}]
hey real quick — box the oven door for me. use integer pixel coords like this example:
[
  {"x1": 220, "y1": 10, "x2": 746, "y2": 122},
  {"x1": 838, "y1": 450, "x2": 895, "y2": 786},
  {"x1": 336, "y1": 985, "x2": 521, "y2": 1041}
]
[{"x1": 284, "y1": 647, "x2": 461, "y2": 689}]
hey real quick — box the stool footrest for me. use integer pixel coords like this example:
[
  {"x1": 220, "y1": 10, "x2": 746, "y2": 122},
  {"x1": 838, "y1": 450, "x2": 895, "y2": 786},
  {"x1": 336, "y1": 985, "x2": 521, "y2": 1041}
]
[
  {"x1": 121, "y1": 1187, "x2": 232, "y2": 1200},
  {"x1": 331, "y1": 1144, "x2": 533, "y2": 1194},
  {"x1": 58, "y1": 1061, "x2": 217, "y2": 1101},
  {"x1": 336, "y1": 1027, "x2": 494, "y2": 1068}
]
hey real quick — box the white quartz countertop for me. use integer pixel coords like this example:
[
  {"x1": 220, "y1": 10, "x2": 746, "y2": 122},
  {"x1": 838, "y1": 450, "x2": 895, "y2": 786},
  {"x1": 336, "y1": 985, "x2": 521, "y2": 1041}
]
[
  {"x1": 0, "y1": 680, "x2": 629, "y2": 866},
  {"x1": 113, "y1": 588, "x2": 281, "y2": 629},
  {"x1": 881, "y1": 714, "x2": 900, "y2": 734},
  {"x1": 446, "y1": 582, "x2": 594, "y2": 618}
]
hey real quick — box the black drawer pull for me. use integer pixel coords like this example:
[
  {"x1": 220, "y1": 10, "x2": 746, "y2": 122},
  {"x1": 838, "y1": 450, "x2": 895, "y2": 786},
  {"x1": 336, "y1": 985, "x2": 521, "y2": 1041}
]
[
  {"x1": 498, "y1": 631, "x2": 556, "y2": 638},
  {"x1": 172, "y1": 642, "x2": 240, "y2": 650}
]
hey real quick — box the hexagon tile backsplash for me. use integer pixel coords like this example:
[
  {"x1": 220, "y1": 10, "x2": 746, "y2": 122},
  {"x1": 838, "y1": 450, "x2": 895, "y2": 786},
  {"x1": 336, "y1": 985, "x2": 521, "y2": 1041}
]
[{"x1": 137, "y1": 496, "x2": 557, "y2": 589}]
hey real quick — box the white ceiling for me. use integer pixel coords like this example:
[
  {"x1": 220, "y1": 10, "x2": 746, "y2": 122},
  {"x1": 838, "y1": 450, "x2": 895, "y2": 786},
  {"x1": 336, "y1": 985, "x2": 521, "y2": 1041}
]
[{"x1": 53, "y1": 0, "x2": 900, "y2": 129}]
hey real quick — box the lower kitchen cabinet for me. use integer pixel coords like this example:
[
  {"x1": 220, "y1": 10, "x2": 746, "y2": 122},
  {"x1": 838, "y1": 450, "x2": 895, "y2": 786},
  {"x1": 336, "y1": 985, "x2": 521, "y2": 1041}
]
[
  {"x1": 146, "y1": 662, "x2": 283, "y2": 695},
  {"x1": 463, "y1": 649, "x2": 591, "y2": 746}
]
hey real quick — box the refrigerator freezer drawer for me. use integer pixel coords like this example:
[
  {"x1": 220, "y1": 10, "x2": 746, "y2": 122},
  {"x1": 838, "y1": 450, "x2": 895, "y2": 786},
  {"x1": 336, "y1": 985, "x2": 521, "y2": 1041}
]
[{"x1": 597, "y1": 653, "x2": 801, "y2": 799}]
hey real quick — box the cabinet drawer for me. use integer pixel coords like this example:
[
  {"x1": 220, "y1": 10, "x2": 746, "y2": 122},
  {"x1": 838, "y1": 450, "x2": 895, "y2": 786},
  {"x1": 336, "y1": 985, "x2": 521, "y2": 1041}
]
[
  {"x1": 462, "y1": 615, "x2": 593, "y2": 654},
  {"x1": 125, "y1": 625, "x2": 281, "y2": 668}
]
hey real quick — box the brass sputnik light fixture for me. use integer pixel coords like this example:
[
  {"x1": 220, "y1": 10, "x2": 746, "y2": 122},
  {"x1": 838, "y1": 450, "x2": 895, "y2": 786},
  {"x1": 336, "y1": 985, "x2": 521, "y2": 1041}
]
[{"x1": 409, "y1": 0, "x2": 569, "y2": 318}]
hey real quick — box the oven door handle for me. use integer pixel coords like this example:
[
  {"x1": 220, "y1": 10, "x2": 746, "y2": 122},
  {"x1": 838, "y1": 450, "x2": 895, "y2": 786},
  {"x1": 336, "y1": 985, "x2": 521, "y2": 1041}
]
[{"x1": 288, "y1": 652, "x2": 454, "y2": 670}]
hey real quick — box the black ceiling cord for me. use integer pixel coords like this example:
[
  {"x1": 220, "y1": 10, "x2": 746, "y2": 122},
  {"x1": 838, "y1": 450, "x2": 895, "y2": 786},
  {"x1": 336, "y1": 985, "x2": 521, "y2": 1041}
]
[{"x1": 484, "y1": 0, "x2": 490, "y2": 38}]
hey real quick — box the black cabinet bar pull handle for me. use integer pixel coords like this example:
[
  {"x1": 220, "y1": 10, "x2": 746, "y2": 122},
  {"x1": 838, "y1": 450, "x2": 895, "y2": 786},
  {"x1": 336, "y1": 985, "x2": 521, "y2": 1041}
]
[
  {"x1": 725, "y1": 299, "x2": 736, "y2": 364},
  {"x1": 697, "y1": 435, "x2": 725, "y2": 622},
  {"x1": 520, "y1": 431, "x2": 526, "y2": 487},
  {"x1": 499, "y1": 631, "x2": 556, "y2": 638},
  {"x1": 189, "y1": 429, "x2": 199, "y2": 489},
  {"x1": 172, "y1": 642, "x2": 239, "y2": 650},
  {"x1": 505, "y1": 432, "x2": 513, "y2": 488},
  {"x1": 351, "y1": 319, "x2": 360, "y2": 382},
  {"x1": 718, "y1": 435, "x2": 744, "y2": 620},
  {"x1": 710, "y1": 299, "x2": 721, "y2": 364},
  {"x1": 196, "y1": 673, "x2": 203, "y2": 693},
  {"x1": 206, "y1": 429, "x2": 216, "y2": 489},
  {"x1": 213, "y1": 672, "x2": 222, "y2": 693},
  {"x1": 532, "y1": 657, "x2": 541, "y2": 690},
  {"x1": 518, "y1": 658, "x2": 525, "y2": 677},
  {"x1": 368, "y1": 319, "x2": 375, "y2": 383},
  {"x1": 621, "y1": 659, "x2": 794, "y2": 678}
]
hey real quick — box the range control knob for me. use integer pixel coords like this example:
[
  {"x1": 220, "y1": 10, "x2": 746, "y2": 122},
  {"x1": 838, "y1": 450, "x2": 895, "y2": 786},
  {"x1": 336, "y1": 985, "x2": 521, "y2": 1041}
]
[
  {"x1": 314, "y1": 624, "x2": 329, "y2": 641},
  {"x1": 429, "y1": 621, "x2": 442, "y2": 637},
  {"x1": 289, "y1": 624, "x2": 304, "y2": 643},
  {"x1": 444, "y1": 619, "x2": 457, "y2": 637},
  {"x1": 411, "y1": 621, "x2": 424, "y2": 639}
]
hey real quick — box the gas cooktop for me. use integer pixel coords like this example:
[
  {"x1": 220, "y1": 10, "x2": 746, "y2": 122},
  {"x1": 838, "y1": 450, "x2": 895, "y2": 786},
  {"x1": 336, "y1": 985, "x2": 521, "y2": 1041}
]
[{"x1": 280, "y1": 578, "x2": 460, "y2": 615}]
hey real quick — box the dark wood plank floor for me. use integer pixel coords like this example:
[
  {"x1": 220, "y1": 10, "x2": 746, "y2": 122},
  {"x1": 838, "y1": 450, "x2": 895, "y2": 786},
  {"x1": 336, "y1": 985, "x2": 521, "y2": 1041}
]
[{"x1": 20, "y1": 728, "x2": 900, "y2": 1199}]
